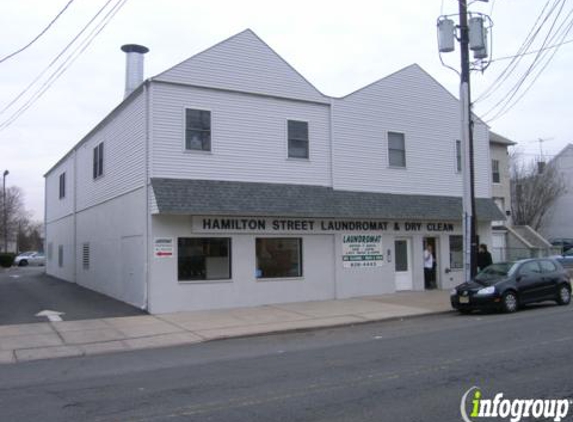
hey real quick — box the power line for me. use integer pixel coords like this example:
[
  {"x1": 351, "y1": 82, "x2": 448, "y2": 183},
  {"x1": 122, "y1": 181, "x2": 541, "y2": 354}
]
[
  {"x1": 490, "y1": 37, "x2": 573, "y2": 62},
  {"x1": 0, "y1": 0, "x2": 129, "y2": 131},
  {"x1": 0, "y1": 0, "x2": 76, "y2": 64},
  {"x1": 483, "y1": 4, "x2": 573, "y2": 122},
  {"x1": 0, "y1": 0, "x2": 117, "y2": 117},
  {"x1": 474, "y1": 0, "x2": 558, "y2": 104},
  {"x1": 476, "y1": 0, "x2": 573, "y2": 123}
]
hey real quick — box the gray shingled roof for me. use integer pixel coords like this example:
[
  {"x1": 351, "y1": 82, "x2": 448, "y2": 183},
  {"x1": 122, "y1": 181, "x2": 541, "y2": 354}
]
[{"x1": 151, "y1": 178, "x2": 504, "y2": 222}]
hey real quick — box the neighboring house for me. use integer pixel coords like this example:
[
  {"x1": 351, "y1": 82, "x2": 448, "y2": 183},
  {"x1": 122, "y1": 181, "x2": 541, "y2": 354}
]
[
  {"x1": 44, "y1": 29, "x2": 502, "y2": 313},
  {"x1": 541, "y1": 143, "x2": 573, "y2": 242},
  {"x1": 489, "y1": 131, "x2": 515, "y2": 226},
  {"x1": 488, "y1": 131, "x2": 556, "y2": 261},
  {"x1": 489, "y1": 131, "x2": 515, "y2": 262}
]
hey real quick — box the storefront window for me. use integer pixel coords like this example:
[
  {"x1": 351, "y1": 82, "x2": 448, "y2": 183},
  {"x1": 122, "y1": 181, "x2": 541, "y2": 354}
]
[
  {"x1": 256, "y1": 238, "x2": 302, "y2": 279},
  {"x1": 449, "y1": 235, "x2": 463, "y2": 269},
  {"x1": 178, "y1": 238, "x2": 231, "y2": 281}
]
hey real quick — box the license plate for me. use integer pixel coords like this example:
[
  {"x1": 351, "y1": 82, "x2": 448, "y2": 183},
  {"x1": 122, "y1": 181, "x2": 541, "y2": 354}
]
[{"x1": 459, "y1": 296, "x2": 469, "y2": 304}]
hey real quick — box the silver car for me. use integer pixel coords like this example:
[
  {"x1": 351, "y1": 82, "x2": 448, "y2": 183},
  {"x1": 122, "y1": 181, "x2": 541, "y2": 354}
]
[
  {"x1": 552, "y1": 249, "x2": 573, "y2": 275},
  {"x1": 14, "y1": 251, "x2": 46, "y2": 267}
]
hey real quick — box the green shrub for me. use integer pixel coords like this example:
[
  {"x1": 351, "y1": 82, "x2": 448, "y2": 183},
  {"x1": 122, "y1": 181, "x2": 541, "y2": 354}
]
[{"x1": 0, "y1": 253, "x2": 15, "y2": 268}]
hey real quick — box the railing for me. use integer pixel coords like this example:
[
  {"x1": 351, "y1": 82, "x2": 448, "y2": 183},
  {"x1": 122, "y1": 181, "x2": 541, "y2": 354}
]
[{"x1": 491, "y1": 247, "x2": 562, "y2": 263}]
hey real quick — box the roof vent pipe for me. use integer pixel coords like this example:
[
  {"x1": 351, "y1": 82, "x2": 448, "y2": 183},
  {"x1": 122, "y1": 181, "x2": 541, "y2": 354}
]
[{"x1": 121, "y1": 44, "x2": 149, "y2": 98}]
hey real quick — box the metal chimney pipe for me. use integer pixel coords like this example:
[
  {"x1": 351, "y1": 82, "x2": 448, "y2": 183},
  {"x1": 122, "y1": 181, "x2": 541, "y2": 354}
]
[{"x1": 121, "y1": 44, "x2": 149, "y2": 98}]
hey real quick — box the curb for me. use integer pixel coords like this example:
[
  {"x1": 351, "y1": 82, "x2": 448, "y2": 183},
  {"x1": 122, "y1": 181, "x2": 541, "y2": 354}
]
[
  {"x1": 0, "y1": 309, "x2": 455, "y2": 365},
  {"x1": 204, "y1": 309, "x2": 455, "y2": 343}
]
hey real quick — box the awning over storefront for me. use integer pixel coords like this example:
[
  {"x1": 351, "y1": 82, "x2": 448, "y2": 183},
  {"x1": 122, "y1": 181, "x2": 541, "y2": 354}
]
[{"x1": 150, "y1": 178, "x2": 505, "y2": 222}]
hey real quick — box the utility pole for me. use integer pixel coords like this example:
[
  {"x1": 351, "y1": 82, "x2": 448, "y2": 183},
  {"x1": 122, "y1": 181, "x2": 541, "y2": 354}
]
[
  {"x1": 438, "y1": 1, "x2": 491, "y2": 282},
  {"x1": 2, "y1": 170, "x2": 8, "y2": 253},
  {"x1": 458, "y1": 0, "x2": 478, "y2": 279}
]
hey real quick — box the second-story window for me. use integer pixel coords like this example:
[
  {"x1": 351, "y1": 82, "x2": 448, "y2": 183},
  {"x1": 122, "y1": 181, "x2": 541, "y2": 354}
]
[
  {"x1": 185, "y1": 109, "x2": 211, "y2": 151},
  {"x1": 388, "y1": 132, "x2": 406, "y2": 167},
  {"x1": 59, "y1": 172, "x2": 66, "y2": 199},
  {"x1": 287, "y1": 120, "x2": 309, "y2": 159},
  {"x1": 93, "y1": 142, "x2": 104, "y2": 179},
  {"x1": 492, "y1": 159, "x2": 500, "y2": 183}
]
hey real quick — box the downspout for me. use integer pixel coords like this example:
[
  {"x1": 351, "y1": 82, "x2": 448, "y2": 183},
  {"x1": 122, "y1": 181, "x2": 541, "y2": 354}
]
[
  {"x1": 43, "y1": 176, "x2": 48, "y2": 268},
  {"x1": 329, "y1": 97, "x2": 338, "y2": 299},
  {"x1": 73, "y1": 149, "x2": 77, "y2": 283},
  {"x1": 143, "y1": 80, "x2": 152, "y2": 311}
]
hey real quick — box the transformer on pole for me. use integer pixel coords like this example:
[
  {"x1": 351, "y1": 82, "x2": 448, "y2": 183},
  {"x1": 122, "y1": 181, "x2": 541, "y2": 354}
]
[{"x1": 437, "y1": 1, "x2": 492, "y2": 282}]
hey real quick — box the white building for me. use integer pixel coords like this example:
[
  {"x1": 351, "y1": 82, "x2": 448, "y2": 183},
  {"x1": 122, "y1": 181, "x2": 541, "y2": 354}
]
[
  {"x1": 44, "y1": 29, "x2": 502, "y2": 313},
  {"x1": 541, "y1": 144, "x2": 573, "y2": 242}
]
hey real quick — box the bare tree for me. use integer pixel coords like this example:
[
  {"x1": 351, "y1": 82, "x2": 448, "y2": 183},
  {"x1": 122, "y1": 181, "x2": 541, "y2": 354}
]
[
  {"x1": 0, "y1": 186, "x2": 31, "y2": 252},
  {"x1": 17, "y1": 220, "x2": 44, "y2": 252},
  {"x1": 510, "y1": 149, "x2": 567, "y2": 231}
]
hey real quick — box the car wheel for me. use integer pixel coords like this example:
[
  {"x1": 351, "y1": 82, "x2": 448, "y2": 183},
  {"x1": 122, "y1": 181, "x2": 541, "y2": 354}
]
[
  {"x1": 18, "y1": 260, "x2": 28, "y2": 267},
  {"x1": 556, "y1": 284, "x2": 571, "y2": 306},
  {"x1": 502, "y1": 291, "x2": 518, "y2": 313}
]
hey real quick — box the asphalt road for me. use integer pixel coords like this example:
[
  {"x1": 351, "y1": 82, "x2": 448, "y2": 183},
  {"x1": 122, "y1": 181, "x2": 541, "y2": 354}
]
[
  {"x1": 0, "y1": 267, "x2": 145, "y2": 325},
  {"x1": 1, "y1": 302, "x2": 572, "y2": 421}
]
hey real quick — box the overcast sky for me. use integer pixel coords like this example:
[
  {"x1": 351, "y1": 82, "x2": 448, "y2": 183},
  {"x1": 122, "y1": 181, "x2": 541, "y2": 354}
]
[{"x1": 1, "y1": 0, "x2": 572, "y2": 221}]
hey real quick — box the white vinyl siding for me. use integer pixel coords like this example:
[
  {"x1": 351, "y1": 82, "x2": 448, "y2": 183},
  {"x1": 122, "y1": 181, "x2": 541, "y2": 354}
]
[
  {"x1": 332, "y1": 64, "x2": 491, "y2": 198},
  {"x1": 155, "y1": 29, "x2": 327, "y2": 104},
  {"x1": 75, "y1": 188, "x2": 147, "y2": 308},
  {"x1": 151, "y1": 83, "x2": 331, "y2": 186},
  {"x1": 45, "y1": 156, "x2": 75, "y2": 223},
  {"x1": 75, "y1": 91, "x2": 146, "y2": 211}
]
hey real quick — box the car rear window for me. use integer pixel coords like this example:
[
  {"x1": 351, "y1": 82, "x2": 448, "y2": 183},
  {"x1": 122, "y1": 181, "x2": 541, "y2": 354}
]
[
  {"x1": 519, "y1": 261, "x2": 541, "y2": 275},
  {"x1": 539, "y1": 260, "x2": 558, "y2": 273}
]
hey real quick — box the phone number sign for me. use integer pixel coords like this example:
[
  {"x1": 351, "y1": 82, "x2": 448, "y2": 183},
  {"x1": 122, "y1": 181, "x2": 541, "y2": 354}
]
[{"x1": 342, "y1": 234, "x2": 384, "y2": 268}]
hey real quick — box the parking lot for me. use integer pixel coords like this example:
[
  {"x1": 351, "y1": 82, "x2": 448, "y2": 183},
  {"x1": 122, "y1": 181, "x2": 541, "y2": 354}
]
[{"x1": 0, "y1": 267, "x2": 145, "y2": 326}]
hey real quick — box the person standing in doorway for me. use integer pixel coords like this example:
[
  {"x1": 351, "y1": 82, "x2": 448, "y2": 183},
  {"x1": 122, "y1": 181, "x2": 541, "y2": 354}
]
[
  {"x1": 477, "y1": 244, "x2": 493, "y2": 272},
  {"x1": 424, "y1": 244, "x2": 435, "y2": 289}
]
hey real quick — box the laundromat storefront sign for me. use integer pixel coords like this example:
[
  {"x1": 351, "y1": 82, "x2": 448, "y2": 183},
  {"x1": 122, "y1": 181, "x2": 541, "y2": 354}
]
[
  {"x1": 342, "y1": 234, "x2": 384, "y2": 268},
  {"x1": 193, "y1": 217, "x2": 458, "y2": 234}
]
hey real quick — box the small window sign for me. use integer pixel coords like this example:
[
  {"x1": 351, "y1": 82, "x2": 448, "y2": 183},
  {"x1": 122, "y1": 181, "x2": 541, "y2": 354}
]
[{"x1": 154, "y1": 237, "x2": 174, "y2": 258}]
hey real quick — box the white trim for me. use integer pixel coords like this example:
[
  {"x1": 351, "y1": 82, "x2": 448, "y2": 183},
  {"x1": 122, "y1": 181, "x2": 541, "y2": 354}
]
[
  {"x1": 285, "y1": 118, "x2": 310, "y2": 160},
  {"x1": 387, "y1": 131, "x2": 407, "y2": 169},
  {"x1": 176, "y1": 235, "x2": 233, "y2": 283},
  {"x1": 92, "y1": 142, "x2": 105, "y2": 181},
  {"x1": 182, "y1": 106, "x2": 214, "y2": 153},
  {"x1": 491, "y1": 159, "x2": 501, "y2": 184}
]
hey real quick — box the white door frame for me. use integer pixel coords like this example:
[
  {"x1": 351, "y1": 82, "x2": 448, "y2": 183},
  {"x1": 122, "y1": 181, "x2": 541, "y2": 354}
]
[{"x1": 395, "y1": 237, "x2": 413, "y2": 291}]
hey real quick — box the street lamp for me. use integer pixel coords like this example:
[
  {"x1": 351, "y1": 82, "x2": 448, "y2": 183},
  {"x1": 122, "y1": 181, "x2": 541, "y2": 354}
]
[{"x1": 3, "y1": 170, "x2": 8, "y2": 253}]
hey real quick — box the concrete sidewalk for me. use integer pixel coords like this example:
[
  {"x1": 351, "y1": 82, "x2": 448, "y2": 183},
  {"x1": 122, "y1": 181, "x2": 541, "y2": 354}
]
[{"x1": 0, "y1": 290, "x2": 452, "y2": 364}]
